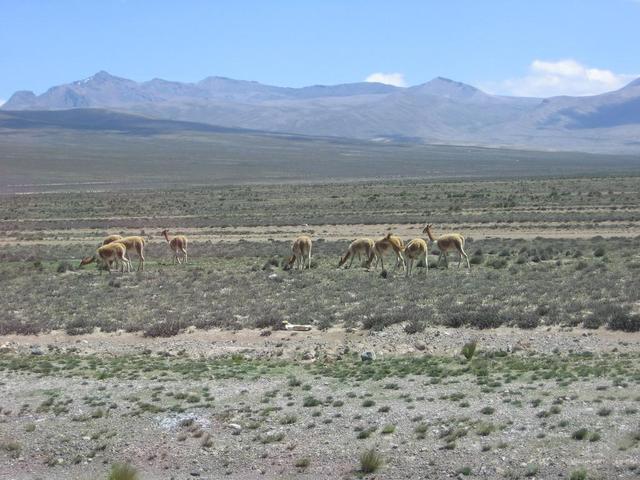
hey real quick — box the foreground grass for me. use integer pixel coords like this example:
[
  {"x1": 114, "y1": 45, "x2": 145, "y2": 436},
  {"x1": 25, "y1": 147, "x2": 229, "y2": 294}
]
[
  {"x1": 1, "y1": 350, "x2": 639, "y2": 479},
  {"x1": 1, "y1": 351, "x2": 639, "y2": 385}
]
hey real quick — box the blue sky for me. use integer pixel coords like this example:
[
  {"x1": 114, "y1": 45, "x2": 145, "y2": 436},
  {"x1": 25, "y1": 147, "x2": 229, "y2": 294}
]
[{"x1": 1, "y1": 0, "x2": 639, "y2": 103}]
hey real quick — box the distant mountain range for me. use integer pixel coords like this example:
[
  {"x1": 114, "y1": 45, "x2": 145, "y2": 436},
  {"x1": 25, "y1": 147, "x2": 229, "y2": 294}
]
[{"x1": 3, "y1": 71, "x2": 640, "y2": 153}]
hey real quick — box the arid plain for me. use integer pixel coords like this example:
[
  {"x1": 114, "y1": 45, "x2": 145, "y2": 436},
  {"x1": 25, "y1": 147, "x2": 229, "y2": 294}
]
[{"x1": 1, "y1": 175, "x2": 640, "y2": 479}]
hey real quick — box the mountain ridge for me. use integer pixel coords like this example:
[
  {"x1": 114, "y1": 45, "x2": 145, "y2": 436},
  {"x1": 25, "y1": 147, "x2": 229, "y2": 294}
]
[{"x1": 3, "y1": 71, "x2": 640, "y2": 153}]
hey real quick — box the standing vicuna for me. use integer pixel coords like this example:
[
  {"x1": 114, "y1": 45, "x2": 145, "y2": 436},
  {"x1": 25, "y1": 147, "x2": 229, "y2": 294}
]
[
  {"x1": 285, "y1": 236, "x2": 313, "y2": 271},
  {"x1": 79, "y1": 242, "x2": 132, "y2": 273},
  {"x1": 102, "y1": 234, "x2": 123, "y2": 245},
  {"x1": 161, "y1": 229, "x2": 188, "y2": 264},
  {"x1": 338, "y1": 238, "x2": 375, "y2": 268},
  {"x1": 404, "y1": 238, "x2": 429, "y2": 276},
  {"x1": 104, "y1": 236, "x2": 146, "y2": 271},
  {"x1": 423, "y1": 224, "x2": 470, "y2": 269},
  {"x1": 366, "y1": 233, "x2": 406, "y2": 273}
]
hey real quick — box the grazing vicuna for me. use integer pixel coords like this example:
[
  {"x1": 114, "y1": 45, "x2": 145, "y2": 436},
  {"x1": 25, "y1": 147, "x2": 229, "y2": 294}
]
[
  {"x1": 404, "y1": 238, "x2": 429, "y2": 276},
  {"x1": 112, "y1": 236, "x2": 146, "y2": 271},
  {"x1": 79, "y1": 242, "x2": 131, "y2": 273},
  {"x1": 423, "y1": 224, "x2": 470, "y2": 269},
  {"x1": 161, "y1": 229, "x2": 188, "y2": 264},
  {"x1": 102, "y1": 234, "x2": 123, "y2": 246},
  {"x1": 285, "y1": 235, "x2": 313, "y2": 271},
  {"x1": 366, "y1": 233, "x2": 406, "y2": 272},
  {"x1": 338, "y1": 238, "x2": 375, "y2": 268}
]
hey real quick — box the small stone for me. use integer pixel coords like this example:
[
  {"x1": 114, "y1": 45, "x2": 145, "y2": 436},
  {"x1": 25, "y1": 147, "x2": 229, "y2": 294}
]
[
  {"x1": 228, "y1": 423, "x2": 242, "y2": 433},
  {"x1": 30, "y1": 346, "x2": 43, "y2": 356},
  {"x1": 361, "y1": 351, "x2": 375, "y2": 362},
  {"x1": 415, "y1": 341, "x2": 427, "y2": 351}
]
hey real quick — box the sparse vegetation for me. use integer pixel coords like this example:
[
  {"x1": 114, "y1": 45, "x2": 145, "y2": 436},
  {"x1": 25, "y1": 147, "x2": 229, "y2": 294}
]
[
  {"x1": 107, "y1": 463, "x2": 138, "y2": 480},
  {"x1": 0, "y1": 175, "x2": 639, "y2": 479},
  {"x1": 360, "y1": 448, "x2": 384, "y2": 474}
]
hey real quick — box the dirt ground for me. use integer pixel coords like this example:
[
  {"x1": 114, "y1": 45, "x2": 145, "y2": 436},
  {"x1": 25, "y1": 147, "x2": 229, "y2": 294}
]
[
  {"x1": 1, "y1": 326, "x2": 639, "y2": 480},
  {"x1": 1, "y1": 325, "x2": 639, "y2": 359},
  {"x1": 1, "y1": 220, "x2": 638, "y2": 247}
]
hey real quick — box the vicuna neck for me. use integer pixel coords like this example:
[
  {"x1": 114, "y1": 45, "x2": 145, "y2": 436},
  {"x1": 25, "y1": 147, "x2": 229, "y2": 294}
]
[{"x1": 425, "y1": 228, "x2": 436, "y2": 242}]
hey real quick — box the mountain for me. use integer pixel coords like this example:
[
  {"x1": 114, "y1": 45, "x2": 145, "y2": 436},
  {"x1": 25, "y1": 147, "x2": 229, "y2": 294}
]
[{"x1": 3, "y1": 71, "x2": 640, "y2": 153}]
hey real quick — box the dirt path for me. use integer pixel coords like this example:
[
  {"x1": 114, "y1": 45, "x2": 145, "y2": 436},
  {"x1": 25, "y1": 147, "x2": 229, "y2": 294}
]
[
  {"x1": 1, "y1": 221, "x2": 638, "y2": 246},
  {"x1": 2, "y1": 325, "x2": 638, "y2": 359}
]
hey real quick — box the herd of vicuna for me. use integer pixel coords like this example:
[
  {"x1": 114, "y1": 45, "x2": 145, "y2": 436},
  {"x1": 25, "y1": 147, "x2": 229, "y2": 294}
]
[
  {"x1": 79, "y1": 224, "x2": 469, "y2": 276},
  {"x1": 289, "y1": 224, "x2": 469, "y2": 275}
]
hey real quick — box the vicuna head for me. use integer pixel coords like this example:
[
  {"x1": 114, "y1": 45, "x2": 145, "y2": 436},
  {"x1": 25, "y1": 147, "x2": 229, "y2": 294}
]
[
  {"x1": 79, "y1": 255, "x2": 96, "y2": 268},
  {"x1": 283, "y1": 255, "x2": 296, "y2": 271},
  {"x1": 422, "y1": 224, "x2": 433, "y2": 235}
]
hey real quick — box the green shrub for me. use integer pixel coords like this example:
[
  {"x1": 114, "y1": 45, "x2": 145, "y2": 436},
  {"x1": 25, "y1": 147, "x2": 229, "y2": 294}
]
[
  {"x1": 461, "y1": 340, "x2": 477, "y2": 361},
  {"x1": 486, "y1": 258, "x2": 508, "y2": 269},
  {"x1": 569, "y1": 468, "x2": 588, "y2": 480},
  {"x1": 303, "y1": 396, "x2": 321, "y2": 407},
  {"x1": 108, "y1": 463, "x2": 138, "y2": 480},
  {"x1": 360, "y1": 448, "x2": 383, "y2": 474}
]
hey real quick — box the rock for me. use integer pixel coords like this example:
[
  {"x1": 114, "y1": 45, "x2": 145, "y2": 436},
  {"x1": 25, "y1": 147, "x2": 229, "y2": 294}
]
[
  {"x1": 302, "y1": 351, "x2": 314, "y2": 360},
  {"x1": 30, "y1": 346, "x2": 43, "y2": 356},
  {"x1": 415, "y1": 341, "x2": 427, "y2": 351},
  {"x1": 228, "y1": 423, "x2": 242, "y2": 434},
  {"x1": 0, "y1": 343, "x2": 15, "y2": 354},
  {"x1": 361, "y1": 351, "x2": 375, "y2": 362}
]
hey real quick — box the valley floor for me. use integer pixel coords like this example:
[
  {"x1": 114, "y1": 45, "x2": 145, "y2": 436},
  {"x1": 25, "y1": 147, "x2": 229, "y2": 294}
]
[{"x1": 1, "y1": 175, "x2": 640, "y2": 479}]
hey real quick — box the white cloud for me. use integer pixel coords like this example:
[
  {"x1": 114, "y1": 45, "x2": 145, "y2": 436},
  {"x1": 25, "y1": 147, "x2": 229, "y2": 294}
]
[
  {"x1": 485, "y1": 59, "x2": 638, "y2": 97},
  {"x1": 365, "y1": 72, "x2": 406, "y2": 87},
  {"x1": 0, "y1": 99, "x2": 5, "y2": 107}
]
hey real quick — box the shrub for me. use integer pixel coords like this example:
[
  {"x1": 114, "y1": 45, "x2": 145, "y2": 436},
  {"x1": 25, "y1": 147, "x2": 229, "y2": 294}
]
[
  {"x1": 569, "y1": 468, "x2": 588, "y2": 480},
  {"x1": 582, "y1": 314, "x2": 604, "y2": 329},
  {"x1": 572, "y1": 428, "x2": 589, "y2": 440},
  {"x1": 360, "y1": 448, "x2": 383, "y2": 474},
  {"x1": 143, "y1": 320, "x2": 181, "y2": 337},
  {"x1": 607, "y1": 312, "x2": 640, "y2": 332},
  {"x1": 108, "y1": 463, "x2": 138, "y2": 480},
  {"x1": 255, "y1": 314, "x2": 283, "y2": 329},
  {"x1": 461, "y1": 340, "x2": 477, "y2": 361},
  {"x1": 363, "y1": 305, "x2": 426, "y2": 331},
  {"x1": 303, "y1": 396, "x2": 321, "y2": 407},
  {"x1": 381, "y1": 424, "x2": 396, "y2": 434},
  {"x1": 593, "y1": 247, "x2": 606, "y2": 257},
  {"x1": 486, "y1": 258, "x2": 508, "y2": 269},
  {"x1": 404, "y1": 319, "x2": 426, "y2": 334},
  {"x1": 65, "y1": 318, "x2": 95, "y2": 336},
  {"x1": 57, "y1": 261, "x2": 74, "y2": 273},
  {"x1": 515, "y1": 312, "x2": 540, "y2": 329}
]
